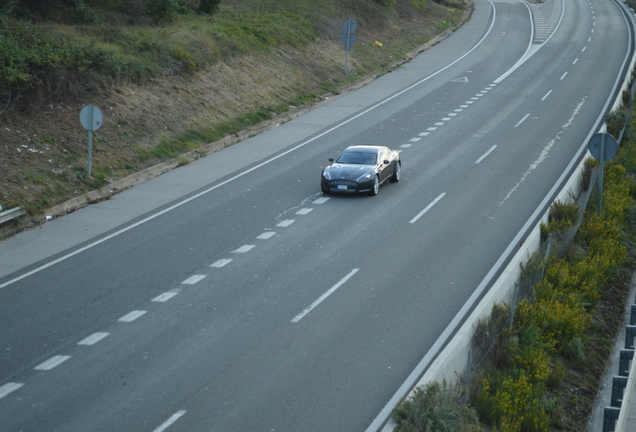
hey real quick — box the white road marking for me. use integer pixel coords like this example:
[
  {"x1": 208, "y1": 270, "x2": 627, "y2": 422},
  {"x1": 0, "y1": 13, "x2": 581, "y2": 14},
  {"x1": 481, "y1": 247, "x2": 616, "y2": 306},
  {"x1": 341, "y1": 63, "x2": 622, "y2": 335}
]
[
  {"x1": 0, "y1": 383, "x2": 23, "y2": 399},
  {"x1": 434, "y1": 122, "x2": 444, "y2": 126},
  {"x1": 401, "y1": 144, "x2": 412, "y2": 148},
  {"x1": 573, "y1": 57, "x2": 578, "y2": 65},
  {"x1": 233, "y1": 245, "x2": 255, "y2": 253},
  {"x1": 419, "y1": 132, "x2": 429, "y2": 136},
  {"x1": 448, "y1": 113, "x2": 457, "y2": 117},
  {"x1": 292, "y1": 269, "x2": 359, "y2": 322},
  {"x1": 410, "y1": 138, "x2": 421, "y2": 142},
  {"x1": 78, "y1": 332, "x2": 110, "y2": 345},
  {"x1": 475, "y1": 145, "x2": 497, "y2": 164},
  {"x1": 153, "y1": 410, "x2": 187, "y2": 432},
  {"x1": 313, "y1": 197, "x2": 330, "y2": 204},
  {"x1": 277, "y1": 220, "x2": 295, "y2": 227},
  {"x1": 460, "y1": 105, "x2": 468, "y2": 108},
  {"x1": 118, "y1": 310, "x2": 147, "y2": 322},
  {"x1": 541, "y1": 90, "x2": 552, "y2": 101},
  {"x1": 465, "y1": 100, "x2": 474, "y2": 104},
  {"x1": 514, "y1": 113, "x2": 530, "y2": 128},
  {"x1": 441, "y1": 117, "x2": 451, "y2": 121},
  {"x1": 409, "y1": 193, "x2": 446, "y2": 224},
  {"x1": 296, "y1": 208, "x2": 313, "y2": 215},
  {"x1": 35, "y1": 355, "x2": 71, "y2": 370},
  {"x1": 560, "y1": 72, "x2": 568, "y2": 80},
  {"x1": 210, "y1": 258, "x2": 232, "y2": 268},
  {"x1": 256, "y1": 231, "x2": 276, "y2": 239},
  {"x1": 181, "y1": 274, "x2": 206, "y2": 284},
  {"x1": 582, "y1": 46, "x2": 587, "y2": 52},
  {"x1": 152, "y1": 290, "x2": 179, "y2": 302}
]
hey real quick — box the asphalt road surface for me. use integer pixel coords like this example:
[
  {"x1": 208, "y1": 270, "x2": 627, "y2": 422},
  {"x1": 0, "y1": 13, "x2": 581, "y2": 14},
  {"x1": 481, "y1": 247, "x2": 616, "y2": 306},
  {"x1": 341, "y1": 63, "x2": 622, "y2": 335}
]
[{"x1": 0, "y1": 0, "x2": 634, "y2": 430}]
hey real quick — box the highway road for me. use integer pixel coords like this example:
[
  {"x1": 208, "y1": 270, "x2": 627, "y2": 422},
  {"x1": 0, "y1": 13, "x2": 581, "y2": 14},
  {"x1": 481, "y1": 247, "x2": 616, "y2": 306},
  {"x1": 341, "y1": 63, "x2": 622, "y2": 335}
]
[{"x1": 0, "y1": 0, "x2": 633, "y2": 430}]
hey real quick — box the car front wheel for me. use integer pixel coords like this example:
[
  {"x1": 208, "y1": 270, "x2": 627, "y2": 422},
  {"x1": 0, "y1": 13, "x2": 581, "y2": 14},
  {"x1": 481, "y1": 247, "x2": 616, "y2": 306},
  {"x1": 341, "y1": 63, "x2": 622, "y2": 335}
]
[
  {"x1": 390, "y1": 162, "x2": 401, "y2": 182},
  {"x1": 370, "y1": 175, "x2": 380, "y2": 196}
]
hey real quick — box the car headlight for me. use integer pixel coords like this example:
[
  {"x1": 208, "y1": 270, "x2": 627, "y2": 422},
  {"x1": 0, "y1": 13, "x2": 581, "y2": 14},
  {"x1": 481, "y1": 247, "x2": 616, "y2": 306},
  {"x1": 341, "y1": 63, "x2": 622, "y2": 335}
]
[
  {"x1": 322, "y1": 168, "x2": 331, "y2": 180},
  {"x1": 356, "y1": 171, "x2": 374, "y2": 182}
]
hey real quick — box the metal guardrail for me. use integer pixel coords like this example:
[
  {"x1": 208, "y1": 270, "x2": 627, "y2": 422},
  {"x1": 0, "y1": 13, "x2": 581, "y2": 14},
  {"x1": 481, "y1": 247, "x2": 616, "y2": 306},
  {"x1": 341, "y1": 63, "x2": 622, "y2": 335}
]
[
  {"x1": 603, "y1": 301, "x2": 636, "y2": 432},
  {"x1": 0, "y1": 207, "x2": 26, "y2": 225}
]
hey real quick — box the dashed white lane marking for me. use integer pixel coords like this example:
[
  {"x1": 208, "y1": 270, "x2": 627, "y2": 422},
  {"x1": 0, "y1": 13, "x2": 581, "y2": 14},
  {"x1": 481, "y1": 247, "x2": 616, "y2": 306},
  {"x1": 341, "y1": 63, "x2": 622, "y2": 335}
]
[
  {"x1": 409, "y1": 193, "x2": 446, "y2": 224},
  {"x1": 448, "y1": 113, "x2": 457, "y2": 117},
  {"x1": 277, "y1": 220, "x2": 295, "y2": 227},
  {"x1": 233, "y1": 245, "x2": 255, "y2": 253},
  {"x1": 296, "y1": 208, "x2": 313, "y2": 215},
  {"x1": 181, "y1": 274, "x2": 206, "y2": 284},
  {"x1": 426, "y1": 127, "x2": 437, "y2": 131},
  {"x1": 152, "y1": 290, "x2": 179, "y2": 302},
  {"x1": 118, "y1": 310, "x2": 147, "y2": 322},
  {"x1": 78, "y1": 332, "x2": 110, "y2": 345},
  {"x1": 313, "y1": 197, "x2": 330, "y2": 204},
  {"x1": 211, "y1": 258, "x2": 232, "y2": 268},
  {"x1": 153, "y1": 410, "x2": 187, "y2": 432},
  {"x1": 573, "y1": 57, "x2": 578, "y2": 65},
  {"x1": 256, "y1": 231, "x2": 276, "y2": 239},
  {"x1": 292, "y1": 268, "x2": 359, "y2": 323},
  {"x1": 0, "y1": 383, "x2": 23, "y2": 399},
  {"x1": 35, "y1": 355, "x2": 71, "y2": 371},
  {"x1": 401, "y1": 144, "x2": 412, "y2": 148},
  {"x1": 419, "y1": 132, "x2": 429, "y2": 136},
  {"x1": 475, "y1": 145, "x2": 497, "y2": 164},
  {"x1": 560, "y1": 72, "x2": 568, "y2": 80},
  {"x1": 541, "y1": 90, "x2": 552, "y2": 101},
  {"x1": 582, "y1": 46, "x2": 587, "y2": 52},
  {"x1": 460, "y1": 105, "x2": 468, "y2": 108},
  {"x1": 410, "y1": 138, "x2": 421, "y2": 142},
  {"x1": 514, "y1": 113, "x2": 530, "y2": 128},
  {"x1": 441, "y1": 117, "x2": 451, "y2": 121}
]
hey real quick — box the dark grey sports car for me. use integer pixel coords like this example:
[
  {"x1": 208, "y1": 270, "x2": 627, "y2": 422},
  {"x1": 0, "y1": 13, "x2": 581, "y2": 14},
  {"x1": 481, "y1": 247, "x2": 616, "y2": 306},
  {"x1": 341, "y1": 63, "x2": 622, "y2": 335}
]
[{"x1": 321, "y1": 145, "x2": 401, "y2": 196}]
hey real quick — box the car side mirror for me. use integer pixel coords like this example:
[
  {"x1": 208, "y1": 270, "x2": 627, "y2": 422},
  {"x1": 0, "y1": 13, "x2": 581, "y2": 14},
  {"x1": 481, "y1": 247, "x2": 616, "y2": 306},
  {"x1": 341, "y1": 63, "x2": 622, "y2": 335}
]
[
  {"x1": 329, "y1": 157, "x2": 334, "y2": 162},
  {"x1": 384, "y1": 159, "x2": 390, "y2": 165}
]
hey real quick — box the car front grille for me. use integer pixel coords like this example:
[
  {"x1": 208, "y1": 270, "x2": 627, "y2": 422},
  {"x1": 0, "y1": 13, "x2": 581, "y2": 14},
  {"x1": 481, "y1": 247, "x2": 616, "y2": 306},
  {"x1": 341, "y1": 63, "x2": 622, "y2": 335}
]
[{"x1": 330, "y1": 180, "x2": 357, "y2": 187}]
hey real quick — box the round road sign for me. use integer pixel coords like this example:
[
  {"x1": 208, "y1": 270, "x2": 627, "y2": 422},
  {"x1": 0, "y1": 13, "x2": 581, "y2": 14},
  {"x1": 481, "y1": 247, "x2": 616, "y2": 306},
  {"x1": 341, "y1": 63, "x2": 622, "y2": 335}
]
[{"x1": 79, "y1": 105, "x2": 103, "y2": 131}]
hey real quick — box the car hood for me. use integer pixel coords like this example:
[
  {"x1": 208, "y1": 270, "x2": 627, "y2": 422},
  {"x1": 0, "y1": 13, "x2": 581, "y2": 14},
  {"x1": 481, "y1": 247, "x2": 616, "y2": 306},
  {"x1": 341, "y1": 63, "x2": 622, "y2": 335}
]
[{"x1": 325, "y1": 164, "x2": 374, "y2": 179}]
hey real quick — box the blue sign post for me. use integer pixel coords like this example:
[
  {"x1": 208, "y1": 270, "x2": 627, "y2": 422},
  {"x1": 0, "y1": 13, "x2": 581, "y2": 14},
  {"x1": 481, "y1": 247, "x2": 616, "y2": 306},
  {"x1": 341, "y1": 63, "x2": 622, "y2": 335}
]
[{"x1": 339, "y1": 19, "x2": 358, "y2": 74}]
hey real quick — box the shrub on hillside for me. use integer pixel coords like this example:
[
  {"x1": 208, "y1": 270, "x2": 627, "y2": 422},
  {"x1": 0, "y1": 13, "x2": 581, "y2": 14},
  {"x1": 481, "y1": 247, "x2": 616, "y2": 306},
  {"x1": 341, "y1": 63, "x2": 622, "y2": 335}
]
[{"x1": 392, "y1": 381, "x2": 482, "y2": 432}]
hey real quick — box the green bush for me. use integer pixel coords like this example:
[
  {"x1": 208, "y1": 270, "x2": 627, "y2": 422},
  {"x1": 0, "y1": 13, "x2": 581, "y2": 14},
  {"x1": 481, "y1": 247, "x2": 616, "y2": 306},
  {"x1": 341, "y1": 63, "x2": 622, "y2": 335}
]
[{"x1": 392, "y1": 381, "x2": 482, "y2": 432}]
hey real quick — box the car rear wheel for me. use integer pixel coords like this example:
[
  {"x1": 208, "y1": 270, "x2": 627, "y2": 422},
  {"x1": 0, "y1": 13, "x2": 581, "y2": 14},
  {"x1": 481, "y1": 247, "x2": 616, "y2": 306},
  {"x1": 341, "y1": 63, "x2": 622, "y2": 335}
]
[
  {"x1": 390, "y1": 162, "x2": 401, "y2": 182},
  {"x1": 370, "y1": 175, "x2": 380, "y2": 196}
]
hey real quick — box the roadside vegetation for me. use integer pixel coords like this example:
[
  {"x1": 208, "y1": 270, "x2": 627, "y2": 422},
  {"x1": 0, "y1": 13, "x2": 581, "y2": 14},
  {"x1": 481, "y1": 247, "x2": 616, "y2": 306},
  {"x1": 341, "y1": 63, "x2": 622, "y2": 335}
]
[
  {"x1": 393, "y1": 100, "x2": 636, "y2": 431},
  {"x1": 0, "y1": 0, "x2": 468, "y2": 222}
]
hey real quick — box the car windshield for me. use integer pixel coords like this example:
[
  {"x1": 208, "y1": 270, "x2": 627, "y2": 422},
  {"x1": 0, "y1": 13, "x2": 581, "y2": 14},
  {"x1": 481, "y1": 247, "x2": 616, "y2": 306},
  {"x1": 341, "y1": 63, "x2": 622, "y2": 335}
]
[{"x1": 336, "y1": 151, "x2": 377, "y2": 165}]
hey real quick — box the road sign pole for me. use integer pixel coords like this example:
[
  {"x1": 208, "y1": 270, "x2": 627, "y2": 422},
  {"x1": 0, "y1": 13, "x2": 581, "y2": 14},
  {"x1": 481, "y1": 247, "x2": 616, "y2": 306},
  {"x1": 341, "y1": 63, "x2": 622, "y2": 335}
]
[
  {"x1": 87, "y1": 106, "x2": 94, "y2": 177},
  {"x1": 87, "y1": 130, "x2": 93, "y2": 177}
]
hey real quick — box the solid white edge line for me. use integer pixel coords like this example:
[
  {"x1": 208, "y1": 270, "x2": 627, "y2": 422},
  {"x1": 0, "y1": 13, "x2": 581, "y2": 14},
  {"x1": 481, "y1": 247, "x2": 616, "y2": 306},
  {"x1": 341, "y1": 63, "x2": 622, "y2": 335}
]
[
  {"x1": 409, "y1": 193, "x2": 446, "y2": 224},
  {"x1": 475, "y1": 145, "x2": 497, "y2": 164},
  {"x1": 292, "y1": 269, "x2": 359, "y2": 322},
  {"x1": 153, "y1": 410, "x2": 187, "y2": 432}
]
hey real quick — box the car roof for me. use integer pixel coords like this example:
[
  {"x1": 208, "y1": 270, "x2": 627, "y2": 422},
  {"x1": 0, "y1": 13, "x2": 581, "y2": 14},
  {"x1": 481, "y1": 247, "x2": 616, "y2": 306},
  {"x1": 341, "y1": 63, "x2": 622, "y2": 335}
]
[{"x1": 343, "y1": 145, "x2": 385, "y2": 153}]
